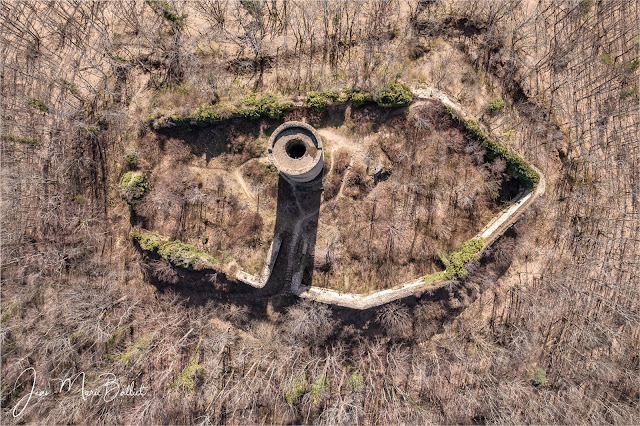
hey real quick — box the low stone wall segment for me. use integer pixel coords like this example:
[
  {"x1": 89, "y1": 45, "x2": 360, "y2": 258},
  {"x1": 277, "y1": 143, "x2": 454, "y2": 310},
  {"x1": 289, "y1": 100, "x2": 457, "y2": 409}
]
[{"x1": 294, "y1": 88, "x2": 546, "y2": 309}]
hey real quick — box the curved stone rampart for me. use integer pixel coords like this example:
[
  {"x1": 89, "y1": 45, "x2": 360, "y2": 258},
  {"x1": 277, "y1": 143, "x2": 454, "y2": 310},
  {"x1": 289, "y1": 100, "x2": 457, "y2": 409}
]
[
  {"x1": 235, "y1": 235, "x2": 282, "y2": 288},
  {"x1": 293, "y1": 87, "x2": 546, "y2": 309}
]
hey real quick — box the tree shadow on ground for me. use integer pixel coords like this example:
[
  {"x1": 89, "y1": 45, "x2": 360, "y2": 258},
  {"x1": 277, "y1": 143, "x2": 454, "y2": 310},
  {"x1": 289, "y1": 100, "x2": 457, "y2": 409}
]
[
  {"x1": 323, "y1": 226, "x2": 519, "y2": 340},
  {"x1": 141, "y1": 173, "x2": 322, "y2": 317},
  {"x1": 153, "y1": 116, "x2": 277, "y2": 163}
]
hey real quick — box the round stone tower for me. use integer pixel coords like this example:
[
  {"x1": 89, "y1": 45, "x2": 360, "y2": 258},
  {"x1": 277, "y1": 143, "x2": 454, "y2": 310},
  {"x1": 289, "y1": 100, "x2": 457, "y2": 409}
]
[{"x1": 268, "y1": 121, "x2": 324, "y2": 184}]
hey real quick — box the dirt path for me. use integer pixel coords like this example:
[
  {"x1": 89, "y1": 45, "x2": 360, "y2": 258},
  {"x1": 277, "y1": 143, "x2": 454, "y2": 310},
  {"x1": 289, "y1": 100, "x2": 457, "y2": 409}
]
[
  {"x1": 234, "y1": 161, "x2": 256, "y2": 203},
  {"x1": 316, "y1": 128, "x2": 363, "y2": 153}
]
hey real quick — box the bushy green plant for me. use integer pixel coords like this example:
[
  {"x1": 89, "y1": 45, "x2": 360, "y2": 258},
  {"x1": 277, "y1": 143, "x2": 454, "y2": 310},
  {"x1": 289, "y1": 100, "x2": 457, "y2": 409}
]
[
  {"x1": 157, "y1": 240, "x2": 217, "y2": 269},
  {"x1": 235, "y1": 93, "x2": 293, "y2": 119},
  {"x1": 620, "y1": 86, "x2": 637, "y2": 99},
  {"x1": 351, "y1": 92, "x2": 372, "y2": 107},
  {"x1": 131, "y1": 231, "x2": 163, "y2": 252},
  {"x1": 131, "y1": 231, "x2": 218, "y2": 270},
  {"x1": 422, "y1": 270, "x2": 447, "y2": 284},
  {"x1": 1, "y1": 134, "x2": 39, "y2": 145},
  {"x1": 193, "y1": 105, "x2": 221, "y2": 126},
  {"x1": 285, "y1": 371, "x2": 307, "y2": 406},
  {"x1": 530, "y1": 366, "x2": 547, "y2": 387},
  {"x1": 118, "y1": 172, "x2": 149, "y2": 204},
  {"x1": 422, "y1": 238, "x2": 485, "y2": 283},
  {"x1": 306, "y1": 91, "x2": 329, "y2": 112},
  {"x1": 336, "y1": 93, "x2": 349, "y2": 103},
  {"x1": 348, "y1": 371, "x2": 364, "y2": 392},
  {"x1": 58, "y1": 78, "x2": 80, "y2": 97},
  {"x1": 125, "y1": 144, "x2": 138, "y2": 166},
  {"x1": 309, "y1": 375, "x2": 329, "y2": 403},
  {"x1": 484, "y1": 97, "x2": 505, "y2": 115},
  {"x1": 147, "y1": 0, "x2": 188, "y2": 29},
  {"x1": 107, "y1": 333, "x2": 154, "y2": 364},
  {"x1": 444, "y1": 238, "x2": 485, "y2": 278},
  {"x1": 321, "y1": 90, "x2": 340, "y2": 101},
  {"x1": 167, "y1": 341, "x2": 203, "y2": 396},
  {"x1": 597, "y1": 53, "x2": 613, "y2": 64},
  {"x1": 374, "y1": 82, "x2": 413, "y2": 107},
  {"x1": 28, "y1": 97, "x2": 49, "y2": 113},
  {"x1": 108, "y1": 54, "x2": 127, "y2": 64}
]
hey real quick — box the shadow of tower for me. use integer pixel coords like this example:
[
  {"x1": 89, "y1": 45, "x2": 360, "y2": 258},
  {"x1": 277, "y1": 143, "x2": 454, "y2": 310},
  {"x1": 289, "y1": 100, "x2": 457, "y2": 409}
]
[{"x1": 259, "y1": 174, "x2": 322, "y2": 295}]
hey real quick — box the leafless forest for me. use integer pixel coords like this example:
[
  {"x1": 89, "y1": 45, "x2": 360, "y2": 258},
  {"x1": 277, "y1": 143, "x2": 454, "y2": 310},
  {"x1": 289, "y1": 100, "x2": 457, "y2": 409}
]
[{"x1": 1, "y1": 0, "x2": 639, "y2": 424}]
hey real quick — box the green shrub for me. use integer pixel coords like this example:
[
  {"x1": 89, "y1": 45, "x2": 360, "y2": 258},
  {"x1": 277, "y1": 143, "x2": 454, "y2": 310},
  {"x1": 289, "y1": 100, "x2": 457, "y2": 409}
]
[
  {"x1": 1, "y1": 134, "x2": 39, "y2": 145},
  {"x1": 193, "y1": 105, "x2": 221, "y2": 125},
  {"x1": 597, "y1": 53, "x2": 613, "y2": 64},
  {"x1": 422, "y1": 238, "x2": 485, "y2": 283},
  {"x1": 157, "y1": 240, "x2": 217, "y2": 269},
  {"x1": 28, "y1": 97, "x2": 49, "y2": 113},
  {"x1": 620, "y1": 86, "x2": 637, "y2": 99},
  {"x1": 374, "y1": 82, "x2": 413, "y2": 107},
  {"x1": 131, "y1": 231, "x2": 218, "y2": 270},
  {"x1": 235, "y1": 93, "x2": 293, "y2": 120},
  {"x1": 422, "y1": 270, "x2": 447, "y2": 284},
  {"x1": 168, "y1": 113, "x2": 191, "y2": 127},
  {"x1": 336, "y1": 93, "x2": 349, "y2": 103},
  {"x1": 530, "y1": 366, "x2": 547, "y2": 387},
  {"x1": 444, "y1": 105, "x2": 540, "y2": 189},
  {"x1": 484, "y1": 97, "x2": 505, "y2": 115},
  {"x1": 306, "y1": 89, "x2": 351, "y2": 111},
  {"x1": 59, "y1": 78, "x2": 80, "y2": 97},
  {"x1": 131, "y1": 231, "x2": 163, "y2": 252},
  {"x1": 626, "y1": 59, "x2": 639, "y2": 72},
  {"x1": 309, "y1": 375, "x2": 330, "y2": 403},
  {"x1": 107, "y1": 333, "x2": 154, "y2": 364},
  {"x1": 125, "y1": 144, "x2": 138, "y2": 166},
  {"x1": 118, "y1": 172, "x2": 149, "y2": 204},
  {"x1": 306, "y1": 91, "x2": 329, "y2": 112},
  {"x1": 147, "y1": 0, "x2": 188, "y2": 29},
  {"x1": 351, "y1": 92, "x2": 372, "y2": 108},
  {"x1": 167, "y1": 341, "x2": 203, "y2": 396},
  {"x1": 321, "y1": 90, "x2": 341, "y2": 101},
  {"x1": 286, "y1": 371, "x2": 308, "y2": 406},
  {"x1": 348, "y1": 371, "x2": 364, "y2": 392},
  {"x1": 108, "y1": 54, "x2": 127, "y2": 64},
  {"x1": 444, "y1": 238, "x2": 485, "y2": 278}
]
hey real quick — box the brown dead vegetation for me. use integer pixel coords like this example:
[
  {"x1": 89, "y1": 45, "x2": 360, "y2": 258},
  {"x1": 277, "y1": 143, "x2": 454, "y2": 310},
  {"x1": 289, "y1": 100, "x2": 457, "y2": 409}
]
[
  {"x1": 1, "y1": 1, "x2": 638, "y2": 425},
  {"x1": 314, "y1": 101, "x2": 513, "y2": 292}
]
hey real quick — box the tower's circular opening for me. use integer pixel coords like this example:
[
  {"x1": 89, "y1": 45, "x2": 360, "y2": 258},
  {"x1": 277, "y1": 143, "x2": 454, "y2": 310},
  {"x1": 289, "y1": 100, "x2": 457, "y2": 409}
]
[{"x1": 286, "y1": 139, "x2": 307, "y2": 159}]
